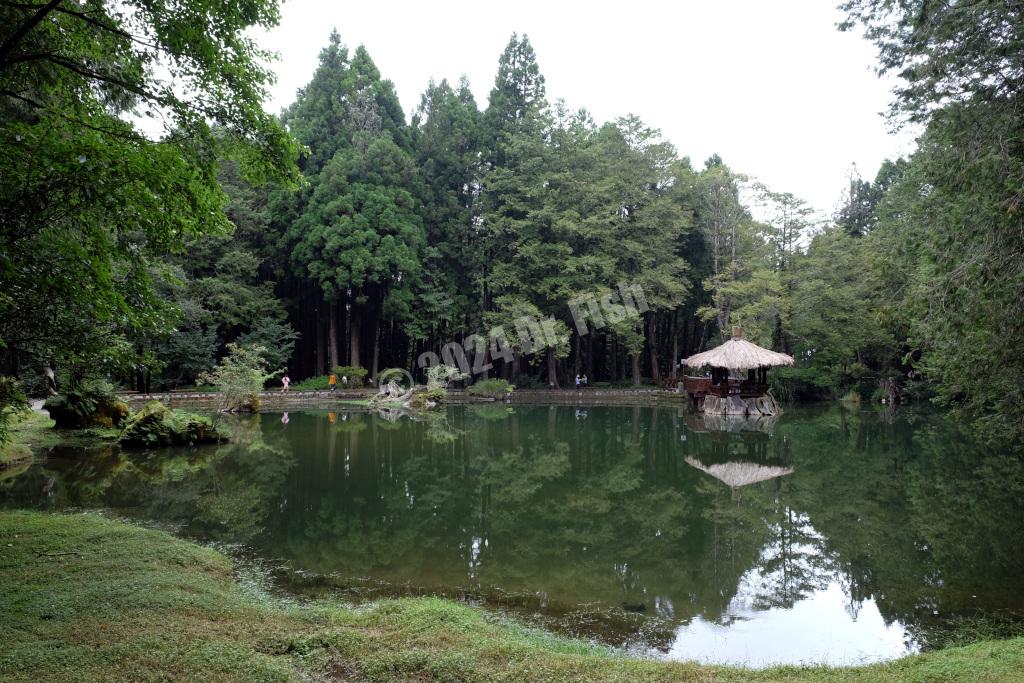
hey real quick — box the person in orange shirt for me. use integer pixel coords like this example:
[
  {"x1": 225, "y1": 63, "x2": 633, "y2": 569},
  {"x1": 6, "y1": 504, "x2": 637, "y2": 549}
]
[{"x1": 328, "y1": 373, "x2": 337, "y2": 392}]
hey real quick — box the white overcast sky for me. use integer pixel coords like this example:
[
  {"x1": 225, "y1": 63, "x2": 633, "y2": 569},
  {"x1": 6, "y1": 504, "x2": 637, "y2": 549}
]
[{"x1": 257, "y1": 0, "x2": 917, "y2": 217}]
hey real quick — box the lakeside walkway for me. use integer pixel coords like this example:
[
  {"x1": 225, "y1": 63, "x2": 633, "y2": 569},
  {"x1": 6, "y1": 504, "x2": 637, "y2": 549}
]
[{"x1": 119, "y1": 387, "x2": 688, "y2": 410}]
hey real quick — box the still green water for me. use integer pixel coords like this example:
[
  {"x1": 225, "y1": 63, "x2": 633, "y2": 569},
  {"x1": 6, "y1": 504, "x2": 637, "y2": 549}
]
[{"x1": 3, "y1": 404, "x2": 1023, "y2": 666}]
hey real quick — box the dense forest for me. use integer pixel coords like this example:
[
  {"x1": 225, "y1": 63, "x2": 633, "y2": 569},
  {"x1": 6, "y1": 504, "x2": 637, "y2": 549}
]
[{"x1": 1, "y1": 1, "x2": 1022, "y2": 449}]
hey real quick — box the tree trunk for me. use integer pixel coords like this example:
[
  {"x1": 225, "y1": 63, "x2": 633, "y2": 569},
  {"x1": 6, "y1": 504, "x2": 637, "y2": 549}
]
[
  {"x1": 585, "y1": 333, "x2": 595, "y2": 381},
  {"x1": 315, "y1": 301, "x2": 326, "y2": 376},
  {"x1": 328, "y1": 303, "x2": 340, "y2": 370},
  {"x1": 546, "y1": 347, "x2": 559, "y2": 389},
  {"x1": 371, "y1": 312, "x2": 381, "y2": 383},
  {"x1": 647, "y1": 312, "x2": 661, "y2": 383},
  {"x1": 717, "y1": 307, "x2": 730, "y2": 342},
  {"x1": 670, "y1": 312, "x2": 679, "y2": 382},
  {"x1": 43, "y1": 366, "x2": 57, "y2": 395},
  {"x1": 631, "y1": 353, "x2": 641, "y2": 386},
  {"x1": 712, "y1": 222, "x2": 720, "y2": 275},
  {"x1": 681, "y1": 314, "x2": 691, "y2": 359},
  {"x1": 610, "y1": 336, "x2": 618, "y2": 382},
  {"x1": 572, "y1": 334, "x2": 581, "y2": 377},
  {"x1": 342, "y1": 292, "x2": 350, "y2": 370},
  {"x1": 349, "y1": 306, "x2": 361, "y2": 369}
]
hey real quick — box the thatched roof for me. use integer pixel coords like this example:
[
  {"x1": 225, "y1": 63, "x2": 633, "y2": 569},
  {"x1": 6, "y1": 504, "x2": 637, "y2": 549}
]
[
  {"x1": 685, "y1": 457, "x2": 794, "y2": 488},
  {"x1": 683, "y1": 327, "x2": 794, "y2": 371}
]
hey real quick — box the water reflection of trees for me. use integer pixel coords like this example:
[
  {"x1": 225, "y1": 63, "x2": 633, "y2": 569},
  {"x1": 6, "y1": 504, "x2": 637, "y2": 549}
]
[
  {"x1": 3, "y1": 404, "x2": 1023, "y2": 649},
  {"x1": 1, "y1": 414, "x2": 294, "y2": 542}
]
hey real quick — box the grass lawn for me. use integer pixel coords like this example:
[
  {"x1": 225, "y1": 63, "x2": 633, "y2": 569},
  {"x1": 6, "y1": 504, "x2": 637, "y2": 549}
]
[{"x1": 1, "y1": 510, "x2": 1022, "y2": 682}]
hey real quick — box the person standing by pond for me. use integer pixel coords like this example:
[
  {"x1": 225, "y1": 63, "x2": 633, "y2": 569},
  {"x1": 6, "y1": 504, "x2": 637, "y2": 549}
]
[
  {"x1": 281, "y1": 373, "x2": 290, "y2": 393},
  {"x1": 328, "y1": 373, "x2": 337, "y2": 393}
]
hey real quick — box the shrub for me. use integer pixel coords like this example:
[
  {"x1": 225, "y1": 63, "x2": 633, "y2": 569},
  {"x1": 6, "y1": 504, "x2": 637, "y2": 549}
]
[
  {"x1": 291, "y1": 375, "x2": 332, "y2": 391},
  {"x1": 332, "y1": 366, "x2": 368, "y2": 386},
  {"x1": 467, "y1": 378, "x2": 515, "y2": 399},
  {"x1": 407, "y1": 386, "x2": 447, "y2": 410},
  {"x1": 423, "y1": 386, "x2": 448, "y2": 403},
  {"x1": 0, "y1": 376, "x2": 28, "y2": 446},
  {"x1": 770, "y1": 366, "x2": 835, "y2": 402},
  {"x1": 120, "y1": 401, "x2": 229, "y2": 447},
  {"x1": 426, "y1": 364, "x2": 465, "y2": 389},
  {"x1": 43, "y1": 379, "x2": 129, "y2": 429},
  {"x1": 198, "y1": 343, "x2": 275, "y2": 412},
  {"x1": 378, "y1": 368, "x2": 408, "y2": 385}
]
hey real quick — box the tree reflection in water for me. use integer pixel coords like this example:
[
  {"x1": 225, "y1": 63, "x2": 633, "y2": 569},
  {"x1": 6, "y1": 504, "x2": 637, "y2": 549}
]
[{"x1": 3, "y1": 405, "x2": 1023, "y2": 660}]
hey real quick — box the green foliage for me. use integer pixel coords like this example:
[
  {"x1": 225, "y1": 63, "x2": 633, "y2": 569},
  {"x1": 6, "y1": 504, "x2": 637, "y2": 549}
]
[
  {"x1": 412, "y1": 386, "x2": 449, "y2": 407},
  {"x1": 0, "y1": 0, "x2": 299, "y2": 384},
  {"x1": 120, "y1": 401, "x2": 228, "y2": 448},
  {"x1": 467, "y1": 378, "x2": 515, "y2": 398},
  {"x1": 292, "y1": 137, "x2": 424, "y2": 303},
  {"x1": 779, "y1": 227, "x2": 898, "y2": 400},
  {"x1": 4, "y1": 10, "x2": 1019, "y2": 437},
  {"x1": 424, "y1": 386, "x2": 449, "y2": 402},
  {"x1": 0, "y1": 376, "x2": 28, "y2": 446},
  {"x1": 409, "y1": 77, "x2": 483, "y2": 344},
  {"x1": 279, "y1": 34, "x2": 423, "y2": 369},
  {"x1": 426, "y1": 364, "x2": 465, "y2": 389},
  {"x1": 484, "y1": 33, "x2": 547, "y2": 149},
  {"x1": 840, "y1": 0, "x2": 1024, "y2": 445},
  {"x1": 291, "y1": 375, "x2": 334, "y2": 391},
  {"x1": 838, "y1": 0, "x2": 1024, "y2": 123},
  {"x1": 333, "y1": 366, "x2": 368, "y2": 385},
  {"x1": 198, "y1": 343, "x2": 274, "y2": 412},
  {"x1": 700, "y1": 263, "x2": 784, "y2": 346},
  {"x1": 238, "y1": 318, "x2": 300, "y2": 372},
  {"x1": 42, "y1": 380, "x2": 129, "y2": 430},
  {"x1": 484, "y1": 297, "x2": 572, "y2": 360},
  {"x1": 152, "y1": 297, "x2": 219, "y2": 388}
]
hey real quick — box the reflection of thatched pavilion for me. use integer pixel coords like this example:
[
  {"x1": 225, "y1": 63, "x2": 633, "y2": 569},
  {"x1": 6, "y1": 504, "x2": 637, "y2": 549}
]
[
  {"x1": 686, "y1": 412, "x2": 779, "y2": 434},
  {"x1": 685, "y1": 457, "x2": 794, "y2": 489},
  {"x1": 682, "y1": 327, "x2": 793, "y2": 416},
  {"x1": 680, "y1": 415, "x2": 780, "y2": 464}
]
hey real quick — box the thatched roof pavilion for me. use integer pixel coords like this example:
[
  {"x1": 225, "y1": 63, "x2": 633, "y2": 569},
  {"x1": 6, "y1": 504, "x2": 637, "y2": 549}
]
[
  {"x1": 681, "y1": 327, "x2": 793, "y2": 417},
  {"x1": 683, "y1": 327, "x2": 794, "y2": 371}
]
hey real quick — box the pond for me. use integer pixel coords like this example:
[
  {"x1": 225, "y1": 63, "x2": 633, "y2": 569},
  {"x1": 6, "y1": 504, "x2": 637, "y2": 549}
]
[{"x1": 3, "y1": 403, "x2": 1023, "y2": 667}]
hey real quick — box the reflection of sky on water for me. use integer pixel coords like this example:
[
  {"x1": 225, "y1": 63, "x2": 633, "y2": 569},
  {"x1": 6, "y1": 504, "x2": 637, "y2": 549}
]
[
  {"x1": 668, "y1": 583, "x2": 911, "y2": 666},
  {"x1": 666, "y1": 514, "x2": 914, "y2": 666}
]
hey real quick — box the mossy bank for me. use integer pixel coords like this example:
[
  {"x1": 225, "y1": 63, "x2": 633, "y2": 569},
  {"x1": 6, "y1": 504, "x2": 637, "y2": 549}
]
[{"x1": 1, "y1": 511, "x2": 1022, "y2": 682}]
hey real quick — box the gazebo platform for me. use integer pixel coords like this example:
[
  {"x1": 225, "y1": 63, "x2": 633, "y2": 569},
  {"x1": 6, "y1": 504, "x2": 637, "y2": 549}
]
[{"x1": 697, "y1": 392, "x2": 783, "y2": 416}]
